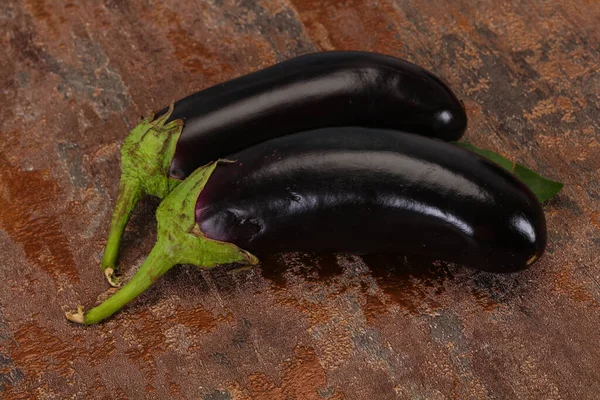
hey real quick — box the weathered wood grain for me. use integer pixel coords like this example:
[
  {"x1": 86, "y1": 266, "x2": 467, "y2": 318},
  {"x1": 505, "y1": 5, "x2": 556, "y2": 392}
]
[{"x1": 0, "y1": 0, "x2": 598, "y2": 398}]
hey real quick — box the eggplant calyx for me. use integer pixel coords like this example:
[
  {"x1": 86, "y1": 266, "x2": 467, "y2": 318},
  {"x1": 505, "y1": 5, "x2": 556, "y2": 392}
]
[
  {"x1": 68, "y1": 162, "x2": 258, "y2": 325},
  {"x1": 120, "y1": 102, "x2": 183, "y2": 199},
  {"x1": 101, "y1": 103, "x2": 183, "y2": 285}
]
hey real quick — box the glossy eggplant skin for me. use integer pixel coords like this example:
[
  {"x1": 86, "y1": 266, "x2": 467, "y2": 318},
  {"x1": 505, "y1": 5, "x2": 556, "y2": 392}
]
[
  {"x1": 162, "y1": 51, "x2": 467, "y2": 180},
  {"x1": 195, "y1": 128, "x2": 546, "y2": 273}
]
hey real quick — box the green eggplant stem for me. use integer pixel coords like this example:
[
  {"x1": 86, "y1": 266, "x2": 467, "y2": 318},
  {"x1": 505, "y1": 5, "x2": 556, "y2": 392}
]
[
  {"x1": 101, "y1": 177, "x2": 142, "y2": 286},
  {"x1": 100, "y1": 103, "x2": 184, "y2": 286},
  {"x1": 68, "y1": 162, "x2": 259, "y2": 325},
  {"x1": 70, "y1": 239, "x2": 177, "y2": 324}
]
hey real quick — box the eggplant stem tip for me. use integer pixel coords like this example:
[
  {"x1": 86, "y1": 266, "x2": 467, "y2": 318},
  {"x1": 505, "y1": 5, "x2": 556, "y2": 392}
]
[
  {"x1": 104, "y1": 268, "x2": 122, "y2": 287},
  {"x1": 66, "y1": 306, "x2": 86, "y2": 324}
]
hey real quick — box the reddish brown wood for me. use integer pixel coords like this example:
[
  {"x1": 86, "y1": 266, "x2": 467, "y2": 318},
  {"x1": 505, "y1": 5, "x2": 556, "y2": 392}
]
[{"x1": 0, "y1": 0, "x2": 598, "y2": 398}]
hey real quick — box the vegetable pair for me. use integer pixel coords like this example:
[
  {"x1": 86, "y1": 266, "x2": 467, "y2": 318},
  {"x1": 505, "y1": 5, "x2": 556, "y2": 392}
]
[{"x1": 67, "y1": 51, "x2": 562, "y2": 324}]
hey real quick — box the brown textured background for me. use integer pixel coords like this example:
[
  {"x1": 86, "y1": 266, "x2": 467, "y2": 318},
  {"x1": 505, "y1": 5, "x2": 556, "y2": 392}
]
[{"x1": 1, "y1": 0, "x2": 599, "y2": 399}]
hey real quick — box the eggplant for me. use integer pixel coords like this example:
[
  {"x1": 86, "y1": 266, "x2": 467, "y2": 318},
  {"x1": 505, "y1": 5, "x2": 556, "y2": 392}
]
[
  {"x1": 69, "y1": 127, "x2": 545, "y2": 325},
  {"x1": 102, "y1": 51, "x2": 467, "y2": 285}
]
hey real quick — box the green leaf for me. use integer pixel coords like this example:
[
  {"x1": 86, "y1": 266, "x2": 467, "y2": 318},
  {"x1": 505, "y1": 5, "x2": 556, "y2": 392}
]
[
  {"x1": 452, "y1": 142, "x2": 563, "y2": 202},
  {"x1": 513, "y1": 164, "x2": 564, "y2": 203}
]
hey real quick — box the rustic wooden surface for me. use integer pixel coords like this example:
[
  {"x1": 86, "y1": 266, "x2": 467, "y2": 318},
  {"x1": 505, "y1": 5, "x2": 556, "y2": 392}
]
[{"x1": 1, "y1": 0, "x2": 599, "y2": 398}]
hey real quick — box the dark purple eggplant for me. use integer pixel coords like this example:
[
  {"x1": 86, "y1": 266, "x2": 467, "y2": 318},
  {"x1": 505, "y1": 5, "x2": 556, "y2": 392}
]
[
  {"x1": 102, "y1": 51, "x2": 467, "y2": 285},
  {"x1": 165, "y1": 51, "x2": 467, "y2": 178},
  {"x1": 69, "y1": 127, "x2": 545, "y2": 324}
]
